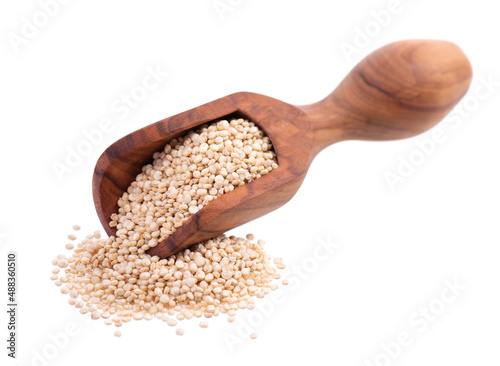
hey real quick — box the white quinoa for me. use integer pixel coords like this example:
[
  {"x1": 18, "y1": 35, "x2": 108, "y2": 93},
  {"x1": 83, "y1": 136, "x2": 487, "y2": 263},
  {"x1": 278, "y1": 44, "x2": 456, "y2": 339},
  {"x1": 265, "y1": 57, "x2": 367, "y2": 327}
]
[
  {"x1": 52, "y1": 118, "x2": 283, "y2": 334},
  {"x1": 109, "y1": 118, "x2": 278, "y2": 252}
]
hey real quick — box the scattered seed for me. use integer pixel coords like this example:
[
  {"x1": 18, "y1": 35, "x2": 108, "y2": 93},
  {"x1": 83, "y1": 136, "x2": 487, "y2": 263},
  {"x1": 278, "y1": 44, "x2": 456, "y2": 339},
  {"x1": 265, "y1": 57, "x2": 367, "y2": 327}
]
[
  {"x1": 167, "y1": 319, "x2": 178, "y2": 327},
  {"x1": 56, "y1": 259, "x2": 68, "y2": 268}
]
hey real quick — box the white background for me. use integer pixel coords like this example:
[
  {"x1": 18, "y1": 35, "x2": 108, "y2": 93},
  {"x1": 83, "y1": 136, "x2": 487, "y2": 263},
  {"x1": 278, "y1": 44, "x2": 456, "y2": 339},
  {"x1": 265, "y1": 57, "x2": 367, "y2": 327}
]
[{"x1": 1, "y1": 1, "x2": 499, "y2": 365}]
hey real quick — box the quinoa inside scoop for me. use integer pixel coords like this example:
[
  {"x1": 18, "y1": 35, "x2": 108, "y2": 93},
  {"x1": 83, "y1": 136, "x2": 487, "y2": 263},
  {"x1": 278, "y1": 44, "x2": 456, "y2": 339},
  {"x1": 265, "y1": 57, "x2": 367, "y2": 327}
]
[{"x1": 109, "y1": 117, "x2": 278, "y2": 252}]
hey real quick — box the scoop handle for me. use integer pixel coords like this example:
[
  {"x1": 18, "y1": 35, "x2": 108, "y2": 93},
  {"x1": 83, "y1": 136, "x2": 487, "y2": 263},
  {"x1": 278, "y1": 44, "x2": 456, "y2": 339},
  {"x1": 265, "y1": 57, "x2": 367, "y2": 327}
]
[{"x1": 300, "y1": 39, "x2": 472, "y2": 153}]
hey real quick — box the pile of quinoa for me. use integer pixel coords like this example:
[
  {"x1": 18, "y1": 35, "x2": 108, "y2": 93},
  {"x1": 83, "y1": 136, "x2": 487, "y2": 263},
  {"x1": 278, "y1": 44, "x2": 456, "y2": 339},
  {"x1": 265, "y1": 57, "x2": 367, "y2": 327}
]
[{"x1": 52, "y1": 118, "x2": 286, "y2": 337}]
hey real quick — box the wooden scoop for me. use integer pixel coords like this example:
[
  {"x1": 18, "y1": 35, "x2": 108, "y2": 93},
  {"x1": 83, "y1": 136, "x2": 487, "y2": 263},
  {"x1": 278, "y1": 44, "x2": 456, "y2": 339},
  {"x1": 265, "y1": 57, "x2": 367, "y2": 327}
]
[{"x1": 93, "y1": 39, "x2": 472, "y2": 258}]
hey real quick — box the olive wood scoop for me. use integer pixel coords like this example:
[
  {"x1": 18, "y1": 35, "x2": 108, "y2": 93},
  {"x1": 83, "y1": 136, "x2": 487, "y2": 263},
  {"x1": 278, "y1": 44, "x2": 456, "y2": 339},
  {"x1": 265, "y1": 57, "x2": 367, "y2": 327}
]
[{"x1": 93, "y1": 39, "x2": 472, "y2": 258}]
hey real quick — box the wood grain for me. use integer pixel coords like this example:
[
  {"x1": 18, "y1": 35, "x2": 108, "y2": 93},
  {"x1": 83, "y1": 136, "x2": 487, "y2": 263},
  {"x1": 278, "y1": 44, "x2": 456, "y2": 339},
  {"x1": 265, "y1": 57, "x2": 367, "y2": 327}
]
[{"x1": 92, "y1": 39, "x2": 472, "y2": 258}]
